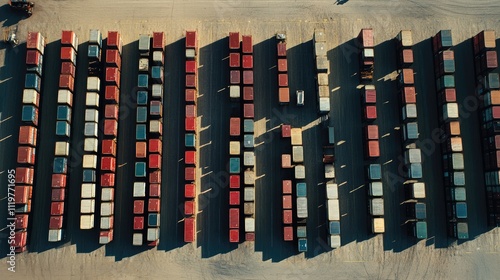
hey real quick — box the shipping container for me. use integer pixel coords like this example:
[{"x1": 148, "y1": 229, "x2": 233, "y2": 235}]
[
  {"x1": 407, "y1": 202, "x2": 427, "y2": 219},
  {"x1": 244, "y1": 202, "x2": 254, "y2": 215},
  {"x1": 86, "y1": 92, "x2": 100, "y2": 109},
  {"x1": 26, "y1": 49, "x2": 41, "y2": 66},
  {"x1": 136, "y1": 106, "x2": 147, "y2": 123},
  {"x1": 82, "y1": 169, "x2": 96, "y2": 183},
  {"x1": 327, "y1": 199, "x2": 340, "y2": 221},
  {"x1": 229, "y1": 32, "x2": 240, "y2": 50},
  {"x1": 104, "y1": 86, "x2": 119, "y2": 103},
  {"x1": 53, "y1": 157, "x2": 68, "y2": 174},
  {"x1": 101, "y1": 139, "x2": 117, "y2": 156},
  {"x1": 242, "y1": 87, "x2": 253, "y2": 101},
  {"x1": 437, "y1": 75, "x2": 455, "y2": 91},
  {"x1": 185, "y1": 150, "x2": 196, "y2": 165},
  {"x1": 185, "y1": 133, "x2": 196, "y2": 148},
  {"x1": 242, "y1": 55, "x2": 253, "y2": 69},
  {"x1": 148, "y1": 198, "x2": 161, "y2": 213},
  {"x1": 185, "y1": 183, "x2": 196, "y2": 198},
  {"x1": 186, "y1": 48, "x2": 196, "y2": 59},
  {"x1": 405, "y1": 148, "x2": 422, "y2": 164},
  {"x1": 185, "y1": 117, "x2": 196, "y2": 132},
  {"x1": 61, "y1": 47, "x2": 77, "y2": 65},
  {"x1": 443, "y1": 153, "x2": 465, "y2": 170},
  {"x1": 89, "y1": 29, "x2": 103, "y2": 47},
  {"x1": 407, "y1": 163, "x2": 423, "y2": 179},
  {"x1": 229, "y1": 141, "x2": 240, "y2": 156},
  {"x1": 147, "y1": 228, "x2": 159, "y2": 242},
  {"x1": 100, "y1": 216, "x2": 114, "y2": 230},
  {"x1": 87, "y1": 45, "x2": 101, "y2": 62},
  {"x1": 186, "y1": 31, "x2": 198, "y2": 49},
  {"x1": 184, "y1": 217, "x2": 196, "y2": 243},
  {"x1": 329, "y1": 221, "x2": 341, "y2": 235},
  {"x1": 326, "y1": 183, "x2": 338, "y2": 199},
  {"x1": 291, "y1": 128, "x2": 302, "y2": 145},
  {"x1": 51, "y1": 202, "x2": 64, "y2": 215},
  {"x1": 151, "y1": 66, "x2": 164, "y2": 83},
  {"x1": 400, "y1": 49, "x2": 414, "y2": 65},
  {"x1": 229, "y1": 229, "x2": 239, "y2": 243},
  {"x1": 229, "y1": 85, "x2": 240, "y2": 99},
  {"x1": 229, "y1": 53, "x2": 240, "y2": 68},
  {"x1": 25, "y1": 73, "x2": 41, "y2": 92},
  {"x1": 229, "y1": 175, "x2": 240, "y2": 189},
  {"x1": 138, "y1": 34, "x2": 150, "y2": 54},
  {"x1": 284, "y1": 227, "x2": 294, "y2": 241},
  {"x1": 277, "y1": 42, "x2": 286, "y2": 57},
  {"x1": 244, "y1": 170, "x2": 255, "y2": 185},
  {"x1": 81, "y1": 183, "x2": 96, "y2": 198},
  {"x1": 106, "y1": 67, "x2": 120, "y2": 86},
  {"x1": 56, "y1": 105, "x2": 72, "y2": 122},
  {"x1": 84, "y1": 138, "x2": 98, "y2": 153},
  {"x1": 48, "y1": 216, "x2": 62, "y2": 230},
  {"x1": 358, "y1": 28, "x2": 374, "y2": 48},
  {"x1": 152, "y1": 51, "x2": 164, "y2": 65},
  {"x1": 363, "y1": 85, "x2": 376, "y2": 104},
  {"x1": 14, "y1": 231, "x2": 27, "y2": 249},
  {"x1": 55, "y1": 121, "x2": 71, "y2": 137},
  {"x1": 281, "y1": 154, "x2": 292, "y2": 168},
  {"x1": 298, "y1": 238, "x2": 308, "y2": 252},
  {"x1": 135, "y1": 142, "x2": 147, "y2": 158},
  {"x1": 278, "y1": 58, "x2": 287, "y2": 72},
  {"x1": 185, "y1": 89, "x2": 197, "y2": 103},
  {"x1": 242, "y1": 35, "x2": 253, "y2": 54},
  {"x1": 244, "y1": 187, "x2": 255, "y2": 201},
  {"x1": 295, "y1": 165, "x2": 305, "y2": 179},
  {"x1": 52, "y1": 174, "x2": 66, "y2": 188},
  {"x1": 80, "y1": 214, "x2": 95, "y2": 229},
  {"x1": 51, "y1": 188, "x2": 66, "y2": 202},
  {"x1": 133, "y1": 183, "x2": 146, "y2": 197},
  {"x1": 57, "y1": 89, "x2": 73, "y2": 106},
  {"x1": 229, "y1": 118, "x2": 240, "y2": 136},
  {"x1": 366, "y1": 125, "x2": 379, "y2": 140},
  {"x1": 17, "y1": 146, "x2": 35, "y2": 165},
  {"x1": 403, "y1": 122, "x2": 419, "y2": 142},
  {"x1": 58, "y1": 73, "x2": 75, "y2": 92},
  {"x1": 101, "y1": 173, "x2": 115, "y2": 187},
  {"x1": 230, "y1": 70, "x2": 240, "y2": 84},
  {"x1": 243, "y1": 151, "x2": 255, "y2": 167},
  {"x1": 364, "y1": 105, "x2": 377, "y2": 121},
  {"x1": 283, "y1": 195, "x2": 292, "y2": 209},
  {"x1": 149, "y1": 184, "x2": 161, "y2": 198},
  {"x1": 133, "y1": 200, "x2": 145, "y2": 214},
  {"x1": 15, "y1": 167, "x2": 34, "y2": 185},
  {"x1": 101, "y1": 157, "x2": 116, "y2": 172},
  {"x1": 106, "y1": 49, "x2": 122, "y2": 69},
  {"x1": 135, "y1": 162, "x2": 146, "y2": 177},
  {"x1": 279, "y1": 87, "x2": 290, "y2": 104},
  {"x1": 401, "y1": 86, "x2": 416, "y2": 105},
  {"x1": 369, "y1": 198, "x2": 384, "y2": 216},
  {"x1": 368, "y1": 164, "x2": 382, "y2": 180},
  {"x1": 136, "y1": 124, "x2": 146, "y2": 140},
  {"x1": 229, "y1": 191, "x2": 240, "y2": 206},
  {"x1": 446, "y1": 186, "x2": 466, "y2": 201},
  {"x1": 411, "y1": 221, "x2": 427, "y2": 239},
  {"x1": 243, "y1": 104, "x2": 254, "y2": 118},
  {"x1": 104, "y1": 119, "x2": 118, "y2": 137},
  {"x1": 369, "y1": 182, "x2": 383, "y2": 197},
  {"x1": 61, "y1": 30, "x2": 78, "y2": 50},
  {"x1": 405, "y1": 182, "x2": 426, "y2": 199},
  {"x1": 14, "y1": 186, "x2": 31, "y2": 204},
  {"x1": 138, "y1": 74, "x2": 148, "y2": 89},
  {"x1": 229, "y1": 208, "x2": 240, "y2": 229},
  {"x1": 278, "y1": 73, "x2": 288, "y2": 87},
  {"x1": 54, "y1": 141, "x2": 69, "y2": 156},
  {"x1": 366, "y1": 140, "x2": 380, "y2": 158},
  {"x1": 27, "y1": 31, "x2": 46, "y2": 54},
  {"x1": 152, "y1": 32, "x2": 165, "y2": 50},
  {"x1": 185, "y1": 167, "x2": 196, "y2": 181},
  {"x1": 297, "y1": 197, "x2": 308, "y2": 218},
  {"x1": 432, "y1": 30, "x2": 453, "y2": 53}
]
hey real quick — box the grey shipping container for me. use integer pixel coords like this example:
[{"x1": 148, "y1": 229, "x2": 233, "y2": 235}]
[
  {"x1": 369, "y1": 198, "x2": 384, "y2": 216},
  {"x1": 368, "y1": 164, "x2": 382, "y2": 180},
  {"x1": 297, "y1": 197, "x2": 308, "y2": 218}
]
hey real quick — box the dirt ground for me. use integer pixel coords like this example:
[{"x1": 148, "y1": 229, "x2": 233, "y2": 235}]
[{"x1": 2, "y1": 0, "x2": 500, "y2": 279}]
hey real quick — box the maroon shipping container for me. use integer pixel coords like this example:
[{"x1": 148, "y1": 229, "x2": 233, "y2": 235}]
[
  {"x1": 149, "y1": 139, "x2": 162, "y2": 154},
  {"x1": 283, "y1": 195, "x2": 292, "y2": 209},
  {"x1": 283, "y1": 210, "x2": 293, "y2": 224},
  {"x1": 107, "y1": 31, "x2": 123, "y2": 54},
  {"x1": 149, "y1": 154, "x2": 162, "y2": 169},
  {"x1": 60, "y1": 62, "x2": 76, "y2": 77},
  {"x1": 16, "y1": 214, "x2": 29, "y2": 230},
  {"x1": 148, "y1": 198, "x2": 161, "y2": 212},
  {"x1": 185, "y1": 201, "x2": 195, "y2": 215},
  {"x1": 243, "y1": 104, "x2": 254, "y2": 118},
  {"x1": 186, "y1": 105, "x2": 197, "y2": 118},
  {"x1": 106, "y1": 49, "x2": 122, "y2": 69},
  {"x1": 243, "y1": 87, "x2": 254, "y2": 101},
  {"x1": 184, "y1": 217, "x2": 196, "y2": 243},
  {"x1": 51, "y1": 202, "x2": 64, "y2": 215},
  {"x1": 105, "y1": 85, "x2": 120, "y2": 103},
  {"x1": 60, "y1": 47, "x2": 76, "y2": 64},
  {"x1": 15, "y1": 186, "x2": 31, "y2": 204},
  {"x1": 26, "y1": 50, "x2": 41, "y2": 65},
  {"x1": 242, "y1": 35, "x2": 253, "y2": 54},
  {"x1": 152, "y1": 32, "x2": 165, "y2": 50},
  {"x1": 185, "y1": 89, "x2": 197, "y2": 103},
  {"x1": 229, "y1": 32, "x2": 240, "y2": 50},
  {"x1": 246, "y1": 232, "x2": 255, "y2": 241},
  {"x1": 230, "y1": 70, "x2": 240, "y2": 84},
  {"x1": 17, "y1": 146, "x2": 35, "y2": 165},
  {"x1": 185, "y1": 167, "x2": 196, "y2": 181},
  {"x1": 18, "y1": 126, "x2": 37, "y2": 146},
  {"x1": 229, "y1": 175, "x2": 240, "y2": 189},
  {"x1": 104, "y1": 119, "x2": 118, "y2": 137},
  {"x1": 186, "y1": 31, "x2": 198, "y2": 49},
  {"x1": 242, "y1": 55, "x2": 253, "y2": 69},
  {"x1": 229, "y1": 208, "x2": 239, "y2": 228},
  {"x1": 482, "y1": 51, "x2": 498, "y2": 70},
  {"x1": 51, "y1": 174, "x2": 67, "y2": 188},
  {"x1": 186, "y1": 74, "x2": 197, "y2": 88},
  {"x1": 105, "y1": 104, "x2": 119, "y2": 120},
  {"x1": 243, "y1": 70, "x2": 254, "y2": 85},
  {"x1": 14, "y1": 231, "x2": 27, "y2": 249},
  {"x1": 366, "y1": 125, "x2": 379, "y2": 140},
  {"x1": 367, "y1": 140, "x2": 380, "y2": 158},
  {"x1": 100, "y1": 173, "x2": 115, "y2": 187},
  {"x1": 278, "y1": 58, "x2": 287, "y2": 72},
  {"x1": 278, "y1": 73, "x2": 288, "y2": 87},
  {"x1": 186, "y1": 60, "x2": 197, "y2": 74},
  {"x1": 229, "y1": 229, "x2": 239, "y2": 243},
  {"x1": 281, "y1": 124, "x2": 291, "y2": 138},
  {"x1": 133, "y1": 216, "x2": 144, "y2": 230},
  {"x1": 150, "y1": 170, "x2": 162, "y2": 184},
  {"x1": 51, "y1": 188, "x2": 65, "y2": 202},
  {"x1": 277, "y1": 42, "x2": 286, "y2": 57},
  {"x1": 16, "y1": 167, "x2": 34, "y2": 185},
  {"x1": 230, "y1": 118, "x2": 241, "y2": 136},
  {"x1": 133, "y1": 200, "x2": 144, "y2": 214},
  {"x1": 438, "y1": 88, "x2": 457, "y2": 105},
  {"x1": 284, "y1": 226, "x2": 293, "y2": 241},
  {"x1": 185, "y1": 183, "x2": 196, "y2": 198},
  {"x1": 106, "y1": 67, "x2": 120, "y2": 86},
  {"x1": 101, "y1": 157, "x2": 116, "y2": 172},
  {"x1": 282, "y1": 180, "x2": 292, "y2": 194},
  {"x1": 229, "y1": 191, "x2": 240, "y2": 205},
  {"x1": 229, "y1": 53, "x2": 240, "y2": 68},
  {"x1": 185, "y1": 151, "x2": 196, "y2": 165},
  {"x1": 102, "y1": 139, "x2": 117, "y2": 156},
  {"x1": 401, "y1": 87, "x2": 416, "y2": 104},
  {"x1": 59, "y1": 74, "x2": 75, "y2": 92},
  {"x1": 61, "y1": 30, "x2": 77, "y2": 49},
  {"x1": 27, "y1": 31, "x2": 44, "y2": 51},
  {"x1": 364, "y1": 87, "x2": 376, "y2": 104},
  {"x1": 185, "y1": 117, "x2": 196, "y2": 132},
  {"x1": 364, "y1": 105, "x2": 377, "y2": 120},
  {"x1": 49, "y1": 216, "x2": 63, "y2": 229},
  {"x1": 358, "y1": 28, "x2": 374, "y2": 48},
  {"x1": 149, "y1": 184, "x2": 161, "y2": 197},
  {"x1": 136, "y1": 142, "x2": 147, "y2": 158}
]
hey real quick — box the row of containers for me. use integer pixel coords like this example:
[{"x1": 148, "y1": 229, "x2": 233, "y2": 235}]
[
  {"x1": 132, "y1": 32, "x2": 165, "y2": 246},
  {"x1": 395, "y1": 30, "x2": 427, "y2": 239},
  {"x1": 183, "y1": 30, "x2": 198, "y2": 243},
  {"x1": 276, "y1": 33, "x2": 290, "y2": 105},
  {"x1": 432, "y1": 30, "x2": 469, "y2": 239},
  {"x1": 48, "y1": 30, "x2": 79, "y2": 242},
  {"x1": 313, "y1": 29, "x2": 331, "y2": 114},
  {"x1": 358, "y1": 28, "x2": 385, "y2": 235},
  {"x1": 472, "y1": 30, "x2": 500, "y2": 226},
  {"x1": 228, "y1": 32, "x2": 256, "y2": 243},
  {"x1": 14, "y1": 31, "x2": 47, "y2": 252}
]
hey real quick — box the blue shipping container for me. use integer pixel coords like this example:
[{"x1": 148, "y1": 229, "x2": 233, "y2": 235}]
[
  {"x1": 57, "y1": 105, "x2": 72, "y2": 122},
  {"x1": 368, "y1": 164, "x2": 382, "y2": 180},
  {"x1": 25, "y1": 73, "x2": 41, "y2": 92},
  {"x1": 56, "y1": 121, "x2": 71, "y2": 137},
  {"x1": 82, "y1": 169, "x2": 96, "y2": 182},
  {"x1": 137, "y1": 90, "x2": 148, "y2": 105},
  {"x1": 136, "y1": 124, "x2": 146, "y2": 140},
  {"x1": 296, "y1": 183, "x2": 307, "y2": 197},
  {"x1": 53, "y1": 157, "x2": 68, "y2": 174},
  {"x1": 185, "y1": 133, "x2": 196, "y2": 147}
]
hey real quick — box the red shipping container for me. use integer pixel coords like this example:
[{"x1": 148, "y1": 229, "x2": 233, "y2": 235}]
[
  {"x1": 229, "y1": 32, "x2": 240, "y2": 50},
  {"x1": 485, "y1": 51, "x2": 498, "y2": 69},
  {"x1": 242, "y1": 35, "x2": 253, "y2": 54},
  {"x1": 149, "y1": 139, "x2": 162, "y2": 154},
  {"x1": 16, "y1": 167, "x2": 34, "y2": 185},
  {"x1": 49, "y1": 216, "x2": 63, "y2": 229},
  {"x1": 284, "y1": 226, "x2": 293, "y2": 241},
  {"x1": 186, "y1": 31, "x2": 198, "y2": 49},
  {"x1": 51, "y1": 188, "x2": 65, "y2": 202},
  {"x1": 401, "y1": 49, "x2": 414, "y2": 64},
  {"x1": 401, "y1": 87, "x2": 416, "y2": 104},
  {"x1": 104, "y1": 119, "x2": 118, "y2": 137},
  {"x1": 358, "y1": 28, "x2": 374, "y2": 47},
  {"x1": 149, "y1": 154, "x2": 162, "y2": 169},
  {"x1": 242, "y1": 55, "x2": 253, "y2": 69},
  {"x1": 60, "y1": 47, "x2": 76, "y2": 64},
  {"x1": 283, "y1": 210, "x2": 293, "y2": 224},
  {"x1": 104, "y1": 104, "x2": 119, "y2": 120},
  {"x1": 14, "y1": 231, "x2": 27, "y2": 248},
  {"x1": 102, "y1": 139, "x2": 117, "y2": 156},
  {"x1": 185, "y1": 183, "x2": 196, "y2": 198},
  {"x1": 185, "y1": 89, "x2": 197, "y2": 103},
  {"x1": 59, "y1": 74, "x2": 75, "y2": 92},
  {"x1": 61, "y1": 30, "x2": 77, "y2": 49},
  {"x1": 26, "y1": 50, "x2": 41, "y2": 65},
  {"x1": 27, "y1": 31, "x2": 44, "y2": 50},
  {"x1": 152, "y1": 32, "x2": 165, "y2": 50},
  {"x1": 61, "y1": 62, "x2": 76, "y2": 77},
  {"x1": 184, "y1": 217, "x2": 196, "y2": 242},
  {"x1": 367, "y1": 140, "x2": 380, "y2": 158},
  {"x1": 243, "y1": 104, "x2": 254, "y2": 118},
  {"x1": 134, "y1": 200, "x2": 144, "y2": 214},
  {"x1": 186, "y1": 60, "x2": 197, "y2": 74},
  {"x1": 283, "y1": 195, "x2": 292, "y2": 209},
  {"x1": 492, "y1": 107, "x2": 500, "y2": 119},
  {"x1": 229, "y1": 53, "x2": 240, "y2": 68},
  {"x1": 282, "y1": 180, "x2": 292, "y2": 194},
  {"x1": 51, "y1": 202, "x2": 64, "y2": 215},
  {"x1": 107, "y1": 31, "x2": 122, "y2": 53},
  {"x1": 186, "y1": 105, "x2": 197, "y2": 118},
  {"x1": 18, "y1": 126, "x2": 37, "y2": 146},
  {"x1": 281, "y1": 124, "x2": 291, "y2": 138},
  {"x1": 17, "y1": 146, "x2": 35, "y2": 165},
  {"x1": 150, "y1": 170, "x2": 162, "y2": 183},
  {"x1": 133, "y1": 216, "x2": 144, "y2": 230},
  {"x1": 101, "y1": 157, "x2": 116, "y2": 172},
  {"x1": 148, "y1": 198, "x2": 160, "y2": 212},
  {"x1": 101, "y1": 173, "x2": 115, "y2": 187},
  {"x1": 15, "y1": 214, "x2": 28, "y2": 230},
  {"x1": 185, "y1": 151, "x2": 196, "y2": 165},
  {"x1": 185, "y1": 167, "x2": 196, "y2": 181},
  {"x1": 243, "y1": 70, "x2": 254, "y2": 85},
  {"x1": 229, "y1": 175, "x2": 240, "y2": 189},
  {"x1": 136, "y1": 142, "x2": 147, "y2": 158},
  {"x1": 51, "y1": 174, "x2": 67, "y2": 188},
  {"x1": 229, "y1": 191, "x2": 240, "y2": 205},
  {"x1": 229, "y1": 229, "x2": 239, "y2": 243},
  {"x1": 106, "y1": 49, "x2": 122, "y2": 69},
  {"x1": 230, "y1": 70, "x2": 240, "y2": 84},
  {"x1": 105, "y1": 85, "x2": 120, "y2": 103},
  {"x1": 149, "y1": 184, "x2": 161, "y2": 197},
  {"x1": 245, "y1": 232, "x2": 255, "y2": 241},
  {"x1": 230, "y1": 118, "x2": 241, "y2": 136},
  {"x1": 278, "y1": 73, "x2": 288, "y2": 87},
  {"x1": 186, "y1": 74, "x2": 197, "y2": 88},
  {"x1": 278, "y1": 58, "x2": 287, "y2": 72},
  {"x1": 185, "y1": 201, "x2": 195, "y2": 215},
  {"x1": 229, "y1": 208, "x2": 239, "y2": 228},
  {"x1": 106, "y1": 67, "x2": 120, "y2": 86},
  {"x1": 366, "y1": 125, "x2": 379, "y2": 140},
  {"x1": 365, "y1": 105, "x2": 377, "y2": 120},
  {"x1": 15, "y1": 186, "x2": 30, "y2": 204},
  {"x1": 364, "y1": 87, "x2": 376, "y2": 104},
  {"x1": 277, "y1": 42, "x2": 286, "y2": 57},
  {"x1": 185, "y1": 117, "x2": 196, "y2": 132},
  {"x1": 438, "y1": 88, "x2": 457, "y2": 105},
  {"x1": 243, "y1": 87, "x2": 254, "y2": 101}
]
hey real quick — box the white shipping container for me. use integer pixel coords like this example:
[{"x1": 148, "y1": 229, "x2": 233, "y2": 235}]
[
  {"x1": 133, "y1": 233, "x2": 143, "y2": 246},
  {"x1": 244, "y1": 170, "x2": 255, "y2": 185},
  {"x1": 297, "y1": 197, "x2": 308, "y2": 218},
  {"x1": 292, "y1": 146, "x2": 304, "y2": 163},
  {"x1": 100, "y1": 216, "x2": 114, "y2": 229},
  {"x1": 327, "y1": 199, "x2": 340, "y2": 221},
  {"x1": 326, "y1": 183, "x2": 338, "y2": 199},
  {"x1": 152, "y1": 51, "x2": 163, "y2": 63},
  {"x1": 80, "y1": 214, "x2": 94, "y2": 229},
  {"x1": 54, "y1": 141, "x2": 70, "y2": 156},
  {"x1": 411, "y1": 182, "x2": 426, "y2": 198},
  {"x1": 85, "y1": 109, "x2": 99, "y2": 122},
  {"x1": 245, "y1": 218, "x2": 255, "y2": 232},
  {"x1": 328, "y1": 235, "x2": 341, "y2": 249},
  {"x1": 150, "y1": 120, "x2": 162, "y2": 133},
  {"x1": 83, "y1": 154, "x2": 97, "y2": 168},
  {"x1": 139, "y1": 58, "x2": 149, "y2": 71},
  {"x1": 84, "y1": 137, "x2": 98, "y2": 152},
  {"x1": 152, "y1": 84, "x2": 163, "y2": 98},
  {"x1": 243, "y1": 151, "x2": 255, "y2": 166},
  {"x1": 147, "y1": 228, "x2": 159, "y2": 241},
  {"x1": 81, "y1": 183, "x2": 96, "y2": 198},
  {"x1": 23, "y1": 89, "x2": 39, "y2": 106},
  {"x1": 369, "y1": 182, "x2": 384, "y2": 197},
  {"x1": 244, "y1": 187, "x2": 255, "y2": 201},
  {"x1": 372, "y1": 218, "x2": 385, "y2": 233},
  {"x1": 48, "y1": 229, "x2": 62, "y2": 242},
  {"x1": 101, "y1": 202, "x2": 114, "y2": 216},
  {"x1": 86, "y1": 92, "x2": 100, "y2": 107},
  {"x1": 80, "y1": 199, "x2": 95, "y2": 214},
  {"x1": 370, "y1": 198, "x2": 384, "y2": 216},
  {"x1": 405, "y1": 148, "x2": 422, "y2": 164},
  {"x1": 84, "y1": 122, "x2": 98, "y2": 137},
  {"x1": 443, "y1": 103, "x2": 459, "y2": 120},
  {"x1": 295, "y1": 165, "x2": 306, "y2": 179},
  {"x1": 402, "y1": 104, "x2": 418, "y2": 120},
  {"x1": 319, "y1": 97, "x2": 331, "y2": 112},
  {"x1": 230, "y1": 85, "x2": 240, "y2": 99},
  {"x1": 133, "y1": 182, "x2": 146, "y2": 197},
  {"x1": 186, "y1": 49, "x2": 196, "y2": 58},
  {"x1": 87, "y1": 77, "x2": 101, "y2": 92},
  {"x1": 363, "y1": 48, "x2": 374, "y2": 58},
  {"x1": 325, "y1": 164, "x2": 335, "y2": 179},
  {"x1": 101, "y1": 188, "x2": 115, "y2": 201},
  {"x1": 229, "y1": 141, "x2": 240, "y2": 155},
  {"x1": 57, "y1": 89, "x2": 73, "y2": 105}
]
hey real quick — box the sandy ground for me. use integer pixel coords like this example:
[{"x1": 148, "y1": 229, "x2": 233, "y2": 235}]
[{"x1": 1, "y1": 0, "x2": 500, "y2": 279}]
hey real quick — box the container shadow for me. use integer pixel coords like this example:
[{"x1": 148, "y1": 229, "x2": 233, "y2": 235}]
[{"x1": 0, "y1": 4, "x2": 25, "y2": 28}]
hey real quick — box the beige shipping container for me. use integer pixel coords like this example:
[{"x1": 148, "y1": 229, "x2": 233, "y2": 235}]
[
  {"x1": 133, "y1": 182, "x2": 146, "y2": 197},
  {"x1": 86, "y1": 92, "x2": 100, "y2": 107},
  {"x1": 23, "y1": 89, "x2": 39, "y2": 106},
  {"x1": 57, "y1": 89, "x2": 73, "y2": 106},
  {"x1": 244, "y1": 187, "x2": 255, "y2": 201},
  {"x1": 100, "y1": 216, "x2": 114, "y2": 229},
  {"x1": 291, "y1": 128, "x2": 303, "y2": 145},
  {"x1": 81, "y1": 183, "x2": 96, "y2": 198},
  {"x1": 314, "y1": 29, "x2": 326, "y2": 43},
  {"x1": 100, "y1": 202, "x2": 114, "y2": 216},
  {"x1": 80, "y1": 199, "x2": 95, "y2": 214},
  {"x1": 372, "y1": 217, "x2": 385, "y2": 233},
  {"x1": 317, "y1": 73, "x2": 329, "y2": 86},
  {"x1": 54, "y1": 141, "x2": 70, "y2": 156},
  {"x1": 244, "y1": 170, "x2": 255, "y2": 185},
  {"x1": 229, "y1": 141, "x2": 240, "y2": 155},
  {"x1": 84, "y1": 137, "x2": 98, "y2": 152},
  {"x1": 292, "y1": 146, "x2": 304, "y2": 162},
  {"x1": 133, "y1": 233, "x2": 143, "y2": 246},
  {"x1": 80, "y1": 214, "x2": 94, "y2": 229},
  {"x1": 318, "y1": 85, "x2": 329, "y2": 98},
  {"x1": 230, "y1": 85, "x2": 240, "y2": 99},
  {"x1": 314, "y1": 42, "x2": 327, "y2": 57},
  {"x1": 87, "y1": 77, "x2": 101, "y2": 92},
  {"x1": 397, "y1": 30, "x2": 413, "y2": 47},
  {"x1": 83, "y1": 154, "x2": 97, "y2": 168}
]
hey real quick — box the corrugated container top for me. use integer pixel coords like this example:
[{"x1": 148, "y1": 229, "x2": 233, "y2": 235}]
[
  {"x1": 18, "y1": 126, "x2": 36, "y2": 146},
  {"x1": 368, "y1": 164, "x2": 382, "y2": 180},
  {"x1": 398, "y1": 30, "x2": 413, "y2": 47},
  {"x1": 401, "y1": 68, "x2": 414, "y2": 84},
  {"x1": 296, "y1": 182, "x2": 307, "y2": 197},
  {"x1": 364, "y1": 86, "x2": 376, "y2": 103},
  {"x1": 314, "y1": 42, "x2": 327, "y2": 57},
  {"x1": 186, "y1": 31, "x2": 197, "y2": 49},
  {"x1": 438, "y1": 30, "x2": 453, "y2": 48},
  {"x1": 297, "y1": 197, "x2": 308, "y2": 218},
  {"x1": 369, "y1": 182, "x2": 383, "y2": 196},
  {"x1": 27, "y1": 31, "x2": 44, "y2": 51},
  {"x1": 139, "y1": 35, "x2": 151, "y2": 51},
  {"x1": 291, "y1": 128, "x2": 303, "y2": 145},
  {"x1": 107, "y1": 31, "x2": 122, "y2": 52},
  {"x1": 366, "y1": 125, "x2": 379, "y2": 140},
  {"x1": 277, "y1": 42, "x2": 287, "y2": 57},
  {"x1": 61, "y1": 46, "x2": 76, "y2": 64},
  {"x1": 295, "y1": 165, "x2": 305, "y2": 179},
  {"x1": 370, "y1": 198, "x2": 384, "y2": 216},
  {"x1": 229, "y1": 118, "x2": 240, "y2": 136},
  {"x1": 89, "y1": 29, "x2": 102, "y2": 47},
  {"x1": 480, "y1": 30, "x2": 496, "y2": 49},
  {"x1": 229, "y1": 32, "x2": 240, "y2": 49},
  {"x1": 61, "y1": 30, "x2": 78, "y2": 49},
  {"x1": 411, "y1": 182, "x2": 426, "y2": 198},
  {"x1": 26, "y1": 50, "x2": 41, "y2": 65},
  {"x1": 243, "y1": 103, "x2": 254, "y2": 118},
  {"x1": 327, "y1": 200, "x2": 340, "y2": 220},
  {"x1": 326, "y1": 183, "x2": 338, "y2": 199},
  {"x1": 152, "y1": 32, "x2": 165, "y2": 49},
  {"x1": 359, "y1": 28, "x2": 374, "y2": 48},
  {"x1": 367, "y1": 141, "x2": 380, "y2": 157},
  {"x1": 242, "y1": 35, "x2": 253, "y2": 53}
]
